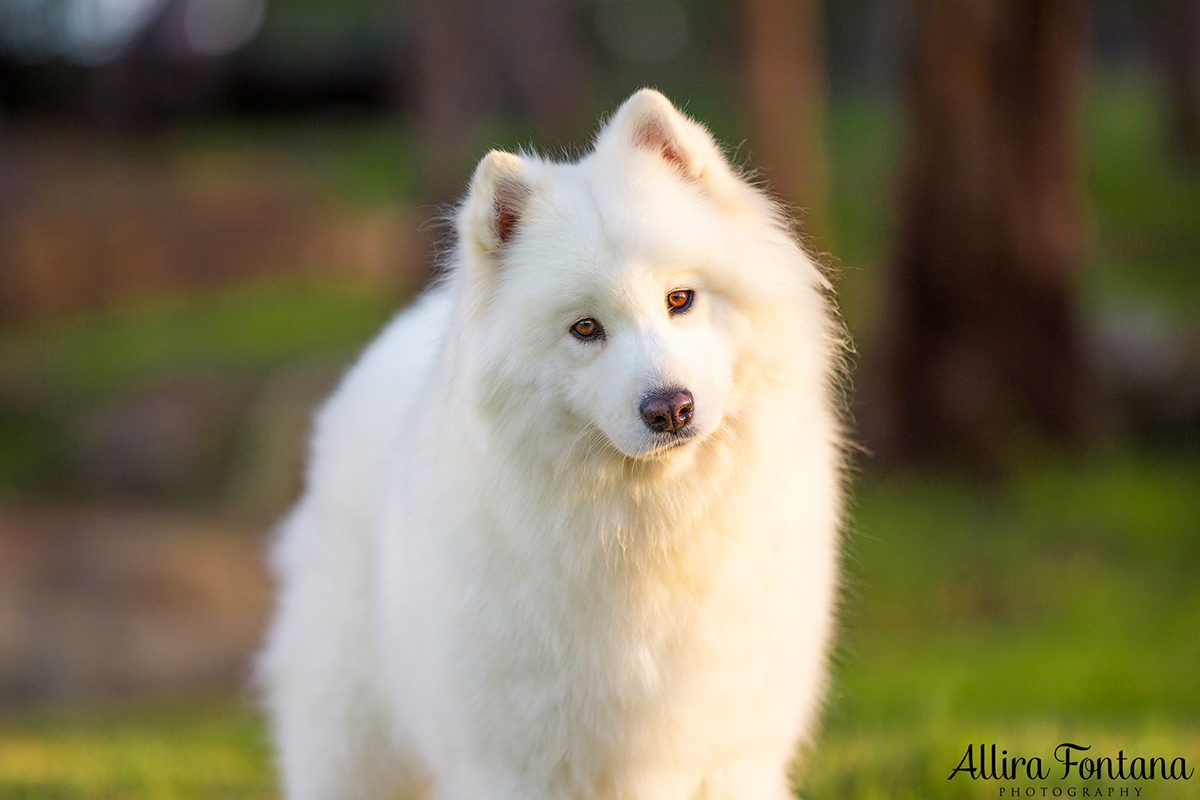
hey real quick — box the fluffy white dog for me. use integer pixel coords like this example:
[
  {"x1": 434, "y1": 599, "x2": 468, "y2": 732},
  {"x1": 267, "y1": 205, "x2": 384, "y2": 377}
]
[{"x1": 260, "y1": 89, "x2": 847, "y2": 800}]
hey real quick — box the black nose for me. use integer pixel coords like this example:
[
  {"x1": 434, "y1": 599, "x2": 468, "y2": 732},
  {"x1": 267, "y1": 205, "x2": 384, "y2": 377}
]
[{"x1": 640, "y1": 390, "x2": 694, "y2": 434}]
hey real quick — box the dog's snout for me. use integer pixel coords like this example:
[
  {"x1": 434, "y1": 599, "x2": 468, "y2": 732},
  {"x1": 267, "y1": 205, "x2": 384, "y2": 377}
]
[{"x1": 640, "y1": 390, "x2": 694, "y2": 434}]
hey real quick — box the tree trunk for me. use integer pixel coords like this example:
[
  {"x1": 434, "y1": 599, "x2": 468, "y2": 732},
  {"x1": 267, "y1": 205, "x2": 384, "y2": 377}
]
[
  {"x1": 741, "y1": 0, "x2": 830, "y2": 247},
  {"x1": 862, "y1": 0, "x2": 1092, "y2": 470},
  {"x1": 413, "y1": 0, "x2": 594, "y2": 204},
  {"x1": 1162, "y1": 0, "x2": 1200, "y2": 162}
]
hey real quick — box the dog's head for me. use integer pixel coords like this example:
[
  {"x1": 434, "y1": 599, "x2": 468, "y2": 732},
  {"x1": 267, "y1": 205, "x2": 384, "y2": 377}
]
[{"x1": 454, "y1": 90, "x2": 828, "y2": 463}]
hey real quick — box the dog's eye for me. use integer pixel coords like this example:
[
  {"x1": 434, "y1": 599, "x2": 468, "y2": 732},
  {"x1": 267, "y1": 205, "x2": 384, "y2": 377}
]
[
  {"x1": 667, "y1": 289, "x2": 694, "y2": 315},
  {"x1": 571, "y1": 318, "x2": 604, "y2": 341}
]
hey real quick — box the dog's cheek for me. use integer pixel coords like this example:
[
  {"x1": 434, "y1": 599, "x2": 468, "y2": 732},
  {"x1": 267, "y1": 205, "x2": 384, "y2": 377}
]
[{"x1": 551, "y1": 353, "x2": 603, "y2": 432}]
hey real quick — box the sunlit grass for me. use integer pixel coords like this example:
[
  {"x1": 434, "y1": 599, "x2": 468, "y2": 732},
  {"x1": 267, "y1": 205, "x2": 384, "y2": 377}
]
[
  {"x1": 795, "y1": 454, "x2": 1200, "y2": 798},
  {"x1": 0, "y1": 280, "x2": 399, "y2": 403},
  {"x1": 1, "y1": 455, "x2": 1196, "y2": 798},
  {"x1": 0, "y1": 700, "x2": 273, "y2": 799},
  {"x1": 803, "y1": 723, "x2": 1200, "y2": 800}
]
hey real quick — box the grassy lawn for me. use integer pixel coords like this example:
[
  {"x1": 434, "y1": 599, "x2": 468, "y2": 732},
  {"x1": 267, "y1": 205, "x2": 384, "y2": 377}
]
[
  {"x1": 0, "y1": 281, "x2": 398, "y2": 404},
  {"x1": 1, "y1": 456, "x2": 1196, "y2": 798},
  {"x1": 800, "y1": 456, "x2": 1200, "y2": 799},
  {"x1": 0, "y1": 700, "x2": 273, "y2": 799}
]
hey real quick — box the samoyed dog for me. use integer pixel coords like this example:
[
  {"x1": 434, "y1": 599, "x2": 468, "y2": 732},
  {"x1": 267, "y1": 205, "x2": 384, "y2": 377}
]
[{"x1": 260, "y1": 89, "x2": 847, "y2": 800}]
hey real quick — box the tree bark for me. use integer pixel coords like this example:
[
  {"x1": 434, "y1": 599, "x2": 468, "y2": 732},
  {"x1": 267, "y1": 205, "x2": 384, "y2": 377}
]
[
  {"x1": 1162, "y1": 0, "x2": 1200, "y2": 162},
  {"x1": 862, "y1": 0, "x2": 1092, "y2": 470},
  {"x1": 413, "y1": 0, "x2": 594, "y2": 204},
  {"x1": 741, "y1": 0, "x2": 830, "y2": 247}
]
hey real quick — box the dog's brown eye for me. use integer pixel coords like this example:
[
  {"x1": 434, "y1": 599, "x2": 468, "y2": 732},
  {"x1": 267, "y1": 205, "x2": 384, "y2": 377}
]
[
  {"x1": 667, "y1": 289, "x2": 694, "y2": 315},
  {"x1": 571, "y1": 318, "x2": 603, "y2": 341}
]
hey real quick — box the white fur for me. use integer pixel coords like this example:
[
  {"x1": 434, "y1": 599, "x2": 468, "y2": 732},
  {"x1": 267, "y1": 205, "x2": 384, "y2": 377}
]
[{"x1": 260, "y1": 89, "x2": 847, "y2": 800}]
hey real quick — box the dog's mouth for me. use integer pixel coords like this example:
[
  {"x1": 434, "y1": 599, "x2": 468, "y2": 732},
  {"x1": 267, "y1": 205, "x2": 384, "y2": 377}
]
[
  {"x1": 599, "y1": 419, "x2": 711, "y2": 462},
  {"x1": 642, "y1": 430, "x2": 700, "y2": 458}
]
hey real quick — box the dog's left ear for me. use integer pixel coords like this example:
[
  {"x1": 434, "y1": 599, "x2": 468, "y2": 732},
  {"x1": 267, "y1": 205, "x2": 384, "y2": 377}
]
[
  {"x1": 462, "y1": 150, "x2": 533, "y2": 257},
  {"x1": 597, "y1": 89, "x2": 709, "y2": 181}
]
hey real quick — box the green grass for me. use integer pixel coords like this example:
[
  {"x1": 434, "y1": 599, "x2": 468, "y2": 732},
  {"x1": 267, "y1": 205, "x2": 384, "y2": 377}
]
[
  {"x1": 171, "y1": 117, "x2": 424, "y2": 209},
  {"x1": 0, "y1": 281, "x2": 398, "y2": 403},
  {"x1": 1, "y1": 457, "x2": 1196, "y2": 797},
  {"x1": 798, "y1": 454, "x2": 1200, "y2": 799},
  {"x1": 0, "y1": 700, "x2": 273, "y2": 799},
  {"x1": 1084, "y1": 72, "x2": 1200, "y2": 323}
]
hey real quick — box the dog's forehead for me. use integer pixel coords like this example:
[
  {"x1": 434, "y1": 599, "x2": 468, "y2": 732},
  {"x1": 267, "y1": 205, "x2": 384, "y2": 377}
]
[{"x1": 533, "y1": 156, "x2": 732, "y2": 274}]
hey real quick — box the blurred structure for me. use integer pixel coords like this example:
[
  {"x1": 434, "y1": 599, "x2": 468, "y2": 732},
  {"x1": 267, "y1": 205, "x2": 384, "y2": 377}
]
[
  {"x1": 863, "y1": 0, "x2": 1093, "y2": 469},
  {"x1": 0, "y1": 137, "x2": 420, "y2": 324},
  {"x1": 741, "y1": 0, "x2": 829, "y2": 245},
  {"x1": 0, "y1": 506, "x2": 269, "y2": 699},
  {"x1": 413, "y1": 0, "x2": 596, "y2": 203},
  {"x1": 0, "y1": 0, "x2": 404, "y2": 126},
  {"x1": 1162, "y1": 0, "x2": 1200, "y2": 161}
]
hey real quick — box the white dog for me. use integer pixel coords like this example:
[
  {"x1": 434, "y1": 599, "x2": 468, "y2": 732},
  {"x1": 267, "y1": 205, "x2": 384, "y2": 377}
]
[{"x1": 260, "y1": 89, "x2": 847, "y2": 800}]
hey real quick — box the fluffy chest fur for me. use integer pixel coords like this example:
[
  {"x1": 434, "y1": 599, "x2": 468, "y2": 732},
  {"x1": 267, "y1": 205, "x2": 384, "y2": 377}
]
[{"x1": 375, "y1": 327, "x2": 839, "y2": 792}]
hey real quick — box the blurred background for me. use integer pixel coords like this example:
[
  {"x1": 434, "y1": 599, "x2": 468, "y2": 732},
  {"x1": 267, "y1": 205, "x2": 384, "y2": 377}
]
[{"x1": 0, "y1": 0, "x2": 1198, "y2": 796}]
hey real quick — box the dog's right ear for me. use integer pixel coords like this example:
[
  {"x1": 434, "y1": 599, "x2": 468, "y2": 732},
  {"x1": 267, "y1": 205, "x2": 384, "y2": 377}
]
[
  {"x1": 599, "y1": 89, "x2": 707, "y2": 181},
  {"x1": 461, "y1": 150, "x2": 532, "y2": 258},
  {"x1": 595, "y1": 89, "x2": 748, "y2": 213}
]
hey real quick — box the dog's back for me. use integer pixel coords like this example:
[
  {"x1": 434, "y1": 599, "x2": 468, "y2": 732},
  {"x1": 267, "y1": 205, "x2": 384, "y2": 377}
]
[{"x1": 260, "y1": 290, "x2": 450, "y2": 800}]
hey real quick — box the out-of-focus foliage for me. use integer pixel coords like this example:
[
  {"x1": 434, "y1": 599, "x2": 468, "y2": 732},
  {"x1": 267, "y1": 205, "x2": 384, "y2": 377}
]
[
  {"x1": 1086, "y1": 75, "x2": 1200, "y2": 321},
  {"x1": 0, "y1": 281, "x2": 397, "y2": 401}
]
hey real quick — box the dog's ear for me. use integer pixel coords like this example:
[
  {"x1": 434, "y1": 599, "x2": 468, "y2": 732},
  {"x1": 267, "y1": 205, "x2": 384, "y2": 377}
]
[
  {"x1": 597, "y1": 89, "x2": 707, "y2": 181},
  {"x1": 462, "y1": 150, "x2": 532, "y2": 256}
]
